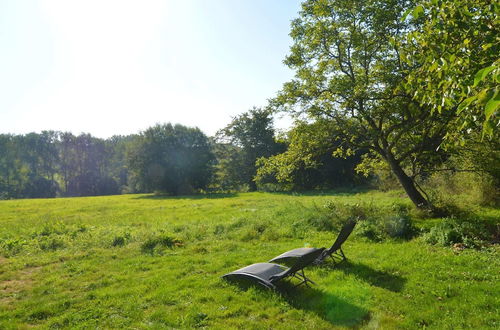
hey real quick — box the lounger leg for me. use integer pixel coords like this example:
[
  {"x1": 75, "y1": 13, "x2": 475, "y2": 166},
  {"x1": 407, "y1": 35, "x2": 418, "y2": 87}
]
[
  {"x1": 339, "y1": 248, "x2": 346, "y2": 261},
  {"x1": 291, "y1": 270, "x2": 317, "y2": 287}
]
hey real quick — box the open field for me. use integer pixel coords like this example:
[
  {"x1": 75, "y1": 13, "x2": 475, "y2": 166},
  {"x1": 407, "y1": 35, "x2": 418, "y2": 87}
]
[{"x1": 0, "y1": 191, "x2": 499, "y2": 329}]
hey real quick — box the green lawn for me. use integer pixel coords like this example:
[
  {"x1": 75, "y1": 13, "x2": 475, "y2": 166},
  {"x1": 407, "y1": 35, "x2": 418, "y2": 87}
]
[{"x1": 0, "y1": 191, "x2": 498, "y2": 329}]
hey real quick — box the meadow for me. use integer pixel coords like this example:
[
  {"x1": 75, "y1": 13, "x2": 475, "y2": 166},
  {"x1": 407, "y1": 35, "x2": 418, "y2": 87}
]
[{"x1": 0, "y1": 191, "x2": 498, "y2": 329}]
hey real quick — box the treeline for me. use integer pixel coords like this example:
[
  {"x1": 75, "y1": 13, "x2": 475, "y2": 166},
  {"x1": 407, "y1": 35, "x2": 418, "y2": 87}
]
[
  {"x1": 0, "y1": 109, "x2": 366, "y2": 199},
  {"x1": 0, "y1": 132, "x2": 128, "y2": 198}
]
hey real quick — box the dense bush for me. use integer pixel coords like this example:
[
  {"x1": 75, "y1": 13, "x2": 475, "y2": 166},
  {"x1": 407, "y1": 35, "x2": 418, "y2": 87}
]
[
  {"x1": 423, "y1": 217, "x2": 494, "y2": 248},
  {"x1": 286, "y1": 201, "x2": 417, "y2": 242},
  {"x1": 426, "y1": 171, "x2": 499, "y2": 208}
]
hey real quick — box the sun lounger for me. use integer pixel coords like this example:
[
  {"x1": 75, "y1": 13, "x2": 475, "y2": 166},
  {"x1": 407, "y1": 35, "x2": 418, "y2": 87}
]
[
  {"x1": 222, "y1": 247, "x2": 324, "y2": 289},
  {"x1": 269, "y1": 219, "x2": 356, "y2": 265}
]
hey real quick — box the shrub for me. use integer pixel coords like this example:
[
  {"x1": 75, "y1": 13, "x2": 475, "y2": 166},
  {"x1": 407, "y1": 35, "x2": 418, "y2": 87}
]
[
  {"x1": 320, "y1": 201, "x2": 416, "y2": 241},
  {"x1": 383, "y1": 215, "x2": 416, "y2": 239},
  {"x1": 279, "y1": 201, "x2": 417, "y2": 242},
  {"x1": 423, "y1": 217, "x2": 492, "y2": 248},
  {"x1": 38, "y1": 237, "x2": 65, "y2": 251},
  {"x1": 305, "y1": 213, "x2": 336, "y2": 232},
  {"x1": 355, "y1": 220, "x2": 384, "y2": 242},
  {"x1": 425, "y1": 161, "x2": 499, "y2": 208},
  {"x1": 0, "y1": 238, "x2": 28, "y2": 257}
]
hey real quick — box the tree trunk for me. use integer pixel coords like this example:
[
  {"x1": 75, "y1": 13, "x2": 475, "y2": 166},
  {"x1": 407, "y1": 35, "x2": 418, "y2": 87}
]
[{"x1": 386, "y1": 153, "x2": 431, "y2": 209}]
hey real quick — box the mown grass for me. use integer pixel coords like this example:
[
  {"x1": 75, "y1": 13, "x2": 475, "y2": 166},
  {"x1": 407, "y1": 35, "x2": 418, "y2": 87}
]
[{"x1": 0, "y1": 191, "x2": 498, "y2": 329}]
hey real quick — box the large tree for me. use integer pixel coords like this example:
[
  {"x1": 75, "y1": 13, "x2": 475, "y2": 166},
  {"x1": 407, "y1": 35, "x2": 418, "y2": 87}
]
[
  {"x1": 18, "y1": 131, "x2": 59, "y2": 198},
  {"x1": 127, "y1": 123, "x2": 215, "y2": 195},
  {"x1": 58, "y1": 133, "x2": 119, "y2": 197},
  {"x1": 272, "y1": 0, "x2": 456, "y2": 209},
  {"x1": 216, "y1": 108, "x2": 284, "y2": 191},
  {"x1": 0, "y1": 134, "x2": 20, "y2": 198}
]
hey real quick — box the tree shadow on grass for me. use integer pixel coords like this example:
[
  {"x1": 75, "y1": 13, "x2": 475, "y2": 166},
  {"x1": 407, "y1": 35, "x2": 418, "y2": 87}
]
[
  {"x1": 279, "y1": 283, "x2": 369, "y2": 327},
  {"x1": 224, "y1": 279, "x2": 368, "y2": 327},
  {"x1": 133, "y1": 193, "x2": 238, "y2": 200},
  {"x1": 331, "y1": 261, "x2": 406, "y2": 292}
]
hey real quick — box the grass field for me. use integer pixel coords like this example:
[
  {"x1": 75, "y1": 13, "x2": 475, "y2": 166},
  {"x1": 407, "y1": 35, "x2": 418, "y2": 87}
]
[{"x1": 0, "y1": 191, "x2": 498, "y2": 329}]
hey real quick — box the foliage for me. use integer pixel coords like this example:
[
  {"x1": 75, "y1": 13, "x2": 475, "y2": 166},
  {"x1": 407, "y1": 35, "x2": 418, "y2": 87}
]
[
  {"x1": 423, "y1": 216, "x2": 494, "y2": 248},
  {"x1": 0, "y1": 132, "x2": 124, "y2": 198},
  {"x1": 426, "y1": 166, "x2": 499, "y2": 208},
  {"x1": 256, "y1": 120, "x2": 367, "y2": 190},
  {"x1": 270, "y1": 0, "x2": 457, "y2": 209},
  {"x1": 215, "y1": 108, "x2": 284, "y2": 190},
  {"x1": 420, "y1": 131, "x2": 500, "y2": 207},
  {"x1": 324, "y1": 201, "x2": 417, "y2": 241},
  {"x1": 0, "y1": 132, "x2": 59, "y2": 199},
  {"x1": 59, "y1": 133, "x2": 120, "y2": 197},
  {"x1": 402, "y1": 0, "x2": 499, "y2": 137},
  {"x1": 127, "y1": 123, "x2": 215, "y2": 195}
]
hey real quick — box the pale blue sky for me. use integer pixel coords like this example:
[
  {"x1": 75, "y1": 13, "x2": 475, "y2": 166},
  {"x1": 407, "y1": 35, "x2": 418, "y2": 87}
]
[{"x1": 0, "y1": 0, "x2": 301, "y2": 138}]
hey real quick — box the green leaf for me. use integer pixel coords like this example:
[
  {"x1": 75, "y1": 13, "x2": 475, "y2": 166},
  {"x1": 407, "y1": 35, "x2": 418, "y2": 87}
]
[
  {"x1": 473, "y1": 66, "x2": 495, "y2": 87},
  {"x1": 457, "y1": 95, "x2": 476, "y2": 114},
  {"x1": 401, "y1": 7, "x2": 412, "y2": 21},
  {"x1": 412, "y1": 5, "x2": 424, "y2": 19},
  {"x1": 482, "y1": 43, "x2": 493, "y2": 51},
  {"x1": 482, "y1": 120, "x2": 494, "y2": 138},
  {"x1": 484, "y1": 91, "x2": 499, "y2": 120}
]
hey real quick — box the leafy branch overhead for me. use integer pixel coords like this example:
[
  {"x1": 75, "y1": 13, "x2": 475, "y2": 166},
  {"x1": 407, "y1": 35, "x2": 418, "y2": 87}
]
[{"x1": 401, "y1": 0, "x2": 499, "y2": 137}]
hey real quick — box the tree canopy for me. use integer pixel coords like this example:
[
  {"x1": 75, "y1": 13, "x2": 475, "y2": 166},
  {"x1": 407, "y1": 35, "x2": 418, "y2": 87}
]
[
  {"x1": 215, "y1": 108, "x2": 284, "y2": 191},
  {"x1": 402, "y1": 0, "x2": 499, "y2": 138},
  {"x1": 255, "y1": 119, "x2": 367, "y2": 190},
  {"x1": 127, "y1": 123, "x2": 215, "y2": 195},
  {"x1": 270, "y1": 0, "x2": 460, "y2": 209}
]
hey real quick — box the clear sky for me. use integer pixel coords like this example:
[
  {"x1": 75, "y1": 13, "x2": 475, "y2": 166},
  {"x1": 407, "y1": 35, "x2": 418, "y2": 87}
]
[{"x1": 0, "y1": 0, "x2": 301, "y2": 138}]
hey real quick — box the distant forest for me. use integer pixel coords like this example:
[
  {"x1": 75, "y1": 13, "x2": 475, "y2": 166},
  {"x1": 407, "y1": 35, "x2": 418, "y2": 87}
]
[{"x1": 0, "y1": 109, "x2": 366, "y2": 199}]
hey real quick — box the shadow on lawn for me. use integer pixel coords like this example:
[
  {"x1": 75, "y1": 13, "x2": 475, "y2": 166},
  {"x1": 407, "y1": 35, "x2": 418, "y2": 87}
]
[
  {"x1": 280, "y1": 284, "x2": 369, "y2": 327},
  {"x1": 334, "y1": 261, "x2": 406, "y2": 292},
  {"x1": 133, "y1": 193, "x2": 238, "y2": 200},
  {"x1": 226, "y1": 280, "x2": 368, "y2": 327}
]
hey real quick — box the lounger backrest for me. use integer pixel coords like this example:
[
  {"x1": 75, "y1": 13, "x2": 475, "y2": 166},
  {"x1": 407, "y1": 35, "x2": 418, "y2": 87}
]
[
  {"x1": 327, "y1": 219, "x2": 356, "y2": 253},
  {"x1": 271, "y1": 248, "x2": 324, "y2": 282}
]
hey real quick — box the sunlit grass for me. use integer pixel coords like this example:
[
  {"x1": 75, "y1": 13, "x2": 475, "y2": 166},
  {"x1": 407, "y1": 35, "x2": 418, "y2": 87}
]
[{"x1": 0, "y1": 191, "x2": 498, "y2": 328}]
